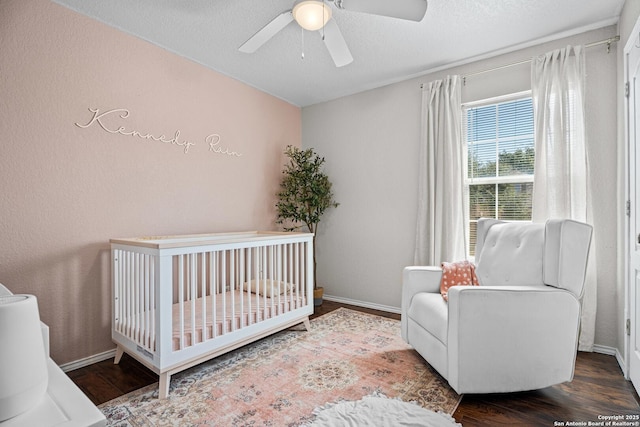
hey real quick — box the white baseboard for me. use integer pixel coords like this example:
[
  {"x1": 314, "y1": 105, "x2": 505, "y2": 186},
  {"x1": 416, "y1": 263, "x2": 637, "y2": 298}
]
[
  {"x1": 593, "y1": 344, "x2": 617, "y2": 356},
  {"x1": 59, "y1": 348, "x2": 117, "y2": 373},
  {"x1": 593, "y1": 345, "x2": 629, "y2": 379},
  {"x1": 592, "y1": 344, "x2": 628, "y2": 378},
  {"x1": 323, "y1": 294, "x2": 401, "y2": 314}
]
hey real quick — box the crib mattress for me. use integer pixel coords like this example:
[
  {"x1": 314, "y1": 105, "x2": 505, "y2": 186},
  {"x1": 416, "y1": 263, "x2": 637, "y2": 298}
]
[{"x1": 171, "y1": 289, "x2": 306, "y2": 350}]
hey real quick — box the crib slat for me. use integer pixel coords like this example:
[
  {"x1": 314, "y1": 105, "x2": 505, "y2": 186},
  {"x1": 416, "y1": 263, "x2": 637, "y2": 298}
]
[
  {"x1": 121, "y1": 251, "x2": 126, "y2": 337},
  {"x1": 143, "y1": 254, "x2": 149, "y2": 345},
  {"x1": 221, "y1": 250, "x2": 227, "y2": 334},
  {"x1": 214, "y1": 252, "x2": 218, "y2": 338},
  {"x1": 125, "y1": 251, "x2": 130, "y2": 337},
  {"x1": 247, "y1": 247, "x2": 252, "y2": 326},
  {"x1": 261, "y1": 246, "x2": 266, "y2": 321},
  {"x1": 136, "y1": 253, "x2": 142, "y2": 345},
  {"x1": 178, "y1": 254, "x2": 185, "y2": 350},
  {"x1": 230, "y1": 249, "x2": 235, "y2": 332},
  {"x1": 269, "y1": 245, "x2": 275, "y2": 317},
  {"x1": 277, "y1": 244, "x2": 282, "y2": 314},
  {"x1": 201, "y1": 252, "x2": 207, "y2": 342},
  {"x1": 238, "y1": 249, "x2": 246, "y2": 328},
  {"x1": 143, "y1": 254, "x2": 148, "y2": 348},
  {"x1": 291, "y1": 243, "x2": 296, "y2": 307},
  {"x1": 140, "y1": 254, "x2": 145, "y2": 347},
  {"x1": 131, "y1": 254, "x2": 136, "y2": 342},
  {"x1": 189, "y1": 253, "x2": 196, "y2": 346},
  {"x1": 128, "y1": 251, "x2": 132, "y2": 332},
  {"x1": 125, "y1": 251, "x2": 131, "y2": 337},
  {"x1": 295, "y1": 242, "x2": 300, "y2": 303},
  {"x1": 133, "y1": 253, "x2": 138, "y2": 344},
  {"x1": 127, "y1": 251, "x2": 133, "y2": 339},
  {"x1": 150, "y1": 255, "x2": 156, "y2": 351},
  {"x1": 283, "y1": 244, "x2": 287, "y2": 313},
  {"x1": 286, "y1": 245, "x2": 291, "y2": 311}
]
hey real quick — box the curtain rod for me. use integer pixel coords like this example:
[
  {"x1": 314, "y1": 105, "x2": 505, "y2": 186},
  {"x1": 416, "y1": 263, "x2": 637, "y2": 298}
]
[{"x1": 419, "y1": 35, "x2": 620, "y2": 88}]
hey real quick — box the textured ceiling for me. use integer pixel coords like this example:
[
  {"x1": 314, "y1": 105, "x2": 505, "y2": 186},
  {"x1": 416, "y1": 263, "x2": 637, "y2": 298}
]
[{"x1": 52, "y1": 0, "x2": 623, "y2": 107}]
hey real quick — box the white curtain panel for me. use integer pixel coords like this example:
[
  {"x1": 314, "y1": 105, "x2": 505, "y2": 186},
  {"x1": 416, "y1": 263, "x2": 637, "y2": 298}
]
[
  {"x1": 531, "y1": 45, "x2": 597, "y2": 351},
  {"x1": 414, "y1": 75, "x2": 467, "y2": 265}
]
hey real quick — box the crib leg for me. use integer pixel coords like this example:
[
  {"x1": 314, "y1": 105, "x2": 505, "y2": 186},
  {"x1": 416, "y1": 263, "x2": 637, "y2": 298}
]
[
  {"x1": 303, "y1": 317, "x2": 311, "y2": 332},
  {"x1": 159, "y1": 372, "x2": 171, "y2": 399},
  {"x1": 114, "y1": 346, "x2": 124, "y2": 364}
]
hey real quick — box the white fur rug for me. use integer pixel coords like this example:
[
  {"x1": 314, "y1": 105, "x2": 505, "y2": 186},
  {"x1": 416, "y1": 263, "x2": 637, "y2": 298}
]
[{"x1": 306, "y1": 393, "x2": 462, "y2": 427}]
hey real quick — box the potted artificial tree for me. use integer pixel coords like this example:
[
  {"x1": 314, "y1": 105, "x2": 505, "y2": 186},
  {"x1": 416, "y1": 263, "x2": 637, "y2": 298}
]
[{"x1": 276, "y1": 145, "x2": 338, "y2": 306}]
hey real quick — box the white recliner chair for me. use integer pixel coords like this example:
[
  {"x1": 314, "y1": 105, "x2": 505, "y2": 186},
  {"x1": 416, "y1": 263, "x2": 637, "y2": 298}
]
[{"x1": 401, "y1": 218, "x2": 592, "y2": 394}]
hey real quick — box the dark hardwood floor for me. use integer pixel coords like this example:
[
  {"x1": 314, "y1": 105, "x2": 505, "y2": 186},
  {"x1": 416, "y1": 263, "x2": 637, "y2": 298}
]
[{"x1": 69, "y1": 301, "x2": 640, "y2": 426}]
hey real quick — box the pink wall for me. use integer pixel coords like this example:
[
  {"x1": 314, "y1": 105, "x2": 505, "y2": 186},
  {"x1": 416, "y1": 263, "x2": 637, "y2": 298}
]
[{"x1": 0, "y1": 0, "x2": 301, "y2": 365}]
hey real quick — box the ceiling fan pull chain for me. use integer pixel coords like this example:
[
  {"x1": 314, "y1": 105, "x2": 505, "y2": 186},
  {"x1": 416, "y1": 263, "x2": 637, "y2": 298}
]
[
  {"x1": 301, "y1": 27, "x2": 305, "y2": 60},
  {"x1": 322, "y1": 0, "x2": 326, "y2": 40}
]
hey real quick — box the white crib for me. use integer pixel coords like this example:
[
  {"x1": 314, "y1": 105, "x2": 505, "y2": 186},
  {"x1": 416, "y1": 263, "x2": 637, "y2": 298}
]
[{"x1": 110, "y1": 231, "x2": 314, "y2": 399}]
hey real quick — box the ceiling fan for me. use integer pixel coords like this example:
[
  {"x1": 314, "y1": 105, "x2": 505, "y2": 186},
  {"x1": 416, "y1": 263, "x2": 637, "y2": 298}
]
[{"x1": 239, "y1": 0, "x2": 428, "y2": 67}]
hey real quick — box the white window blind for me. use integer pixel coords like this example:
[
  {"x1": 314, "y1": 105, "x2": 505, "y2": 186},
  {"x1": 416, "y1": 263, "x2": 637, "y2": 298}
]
[{"x1": 464, "y1": 96, "x2": 534, "y2": 256}]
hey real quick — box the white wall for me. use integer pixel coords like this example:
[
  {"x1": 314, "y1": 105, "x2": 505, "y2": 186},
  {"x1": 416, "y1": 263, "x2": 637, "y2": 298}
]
[
  {"x1": 303, "y1": 25, "x2": 619, "y2": 349},
  {"x1": 0, "y1": 0, "x2": 301, "y2": 365}
]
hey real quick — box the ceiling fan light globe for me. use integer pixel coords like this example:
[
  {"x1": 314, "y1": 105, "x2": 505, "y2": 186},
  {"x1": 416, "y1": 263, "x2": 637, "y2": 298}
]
[{"x1": 292, "y1": 0, "x2": 332, "y2": 31}]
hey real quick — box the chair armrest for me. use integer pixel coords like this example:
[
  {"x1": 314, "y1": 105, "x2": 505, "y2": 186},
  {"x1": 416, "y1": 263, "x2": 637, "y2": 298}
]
[
  {"x1": 401, "y1": 266, "x2": 442, "y2": 341},
  {"x1": 446, "y1": 285, "x2": 580, "y2": 393}
]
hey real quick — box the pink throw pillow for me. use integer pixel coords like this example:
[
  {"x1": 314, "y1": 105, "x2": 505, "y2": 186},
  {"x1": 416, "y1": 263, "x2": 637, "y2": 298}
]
[{"x1": 440, "y1": 260, "x2": 479, "y2": 301}]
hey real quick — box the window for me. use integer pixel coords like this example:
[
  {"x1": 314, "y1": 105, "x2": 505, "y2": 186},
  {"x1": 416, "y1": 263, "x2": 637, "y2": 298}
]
[{"x1": 464, "y1": 95, "x2": 535, "y2": 256}]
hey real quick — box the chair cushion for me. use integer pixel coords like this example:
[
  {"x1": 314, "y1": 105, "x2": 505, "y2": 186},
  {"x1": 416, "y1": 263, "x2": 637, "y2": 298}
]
[
  {"x1": 407, "y1": 293, "x2": 449, "y2": 345},
  {"x1": 475, "y1": 222, "x2": 545, "y2": 287}
]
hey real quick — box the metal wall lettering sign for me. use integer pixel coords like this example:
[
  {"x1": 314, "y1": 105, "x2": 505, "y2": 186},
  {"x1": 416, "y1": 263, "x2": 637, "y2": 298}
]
[{"x1": 75, "y1": 107, "x2": 242, "y2": 157}]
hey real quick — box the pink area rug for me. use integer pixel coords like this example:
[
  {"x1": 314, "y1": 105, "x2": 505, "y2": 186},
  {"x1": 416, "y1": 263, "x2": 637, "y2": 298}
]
[{"x1": 99, "y1": 308, "x2": 461, "y2": 426}]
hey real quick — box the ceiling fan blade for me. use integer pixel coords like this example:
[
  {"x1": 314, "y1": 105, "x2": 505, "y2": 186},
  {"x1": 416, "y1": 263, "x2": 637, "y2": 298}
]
[
  {"x1": 336, "y1": 0, "x2": 428, "y2": 22},
  {"x1": 322, "y1": 19, "x2": 353, "y2": 67},
  {"x1": 239, "y1": 11, "x2": 294, "y2": 53}
]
